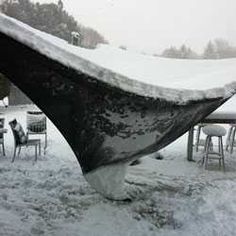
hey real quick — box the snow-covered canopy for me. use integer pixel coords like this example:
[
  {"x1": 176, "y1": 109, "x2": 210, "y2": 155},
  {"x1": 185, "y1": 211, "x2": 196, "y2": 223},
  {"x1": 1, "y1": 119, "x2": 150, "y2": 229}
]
[{"x1": 0, "y1": 13, "x2": 236, "y2": 104}]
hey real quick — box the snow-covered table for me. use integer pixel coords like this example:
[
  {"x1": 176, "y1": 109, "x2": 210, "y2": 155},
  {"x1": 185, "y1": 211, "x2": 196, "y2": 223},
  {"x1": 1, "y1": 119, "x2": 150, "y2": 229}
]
[{"x1": 187, "y1": 112, "x2": 236, "y2": 161}]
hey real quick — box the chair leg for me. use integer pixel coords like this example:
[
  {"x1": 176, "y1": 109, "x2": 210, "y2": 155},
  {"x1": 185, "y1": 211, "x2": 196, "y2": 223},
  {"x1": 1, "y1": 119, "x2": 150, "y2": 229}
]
[
  {"x1": 35, "y1": 145, "x2": 38, "y2": 162},
  {"x1": 17, "y1": 146, "x2": 21, "y2": 156},
  {"x1": 44, "y1": 133, "x2": 47, "y2": 154},
  {"x1": 11, "y1": 147, "x2": 17, "y2": 162},
  {"x1": 2, "y1": 143, "x2": 5, "y2": 156},
  {"x1": 39, "y1": 141, "x2": 41, "y2": 156}
]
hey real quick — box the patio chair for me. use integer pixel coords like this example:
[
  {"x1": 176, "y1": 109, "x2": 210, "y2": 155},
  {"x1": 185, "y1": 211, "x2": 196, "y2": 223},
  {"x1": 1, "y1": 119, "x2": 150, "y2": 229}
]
[
  {"x1": 9, "y1": 119, "x2": 41, "y2": 162},
  {"x1": 0, "y1": 117, "x2": 5, "y2": 155},
  {"x1": 26, "y1": 111, "x2": 47, "y2": 153}
]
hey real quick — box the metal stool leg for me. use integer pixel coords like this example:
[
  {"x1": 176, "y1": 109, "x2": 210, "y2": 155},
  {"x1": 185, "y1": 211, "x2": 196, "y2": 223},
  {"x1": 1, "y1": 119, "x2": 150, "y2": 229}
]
[
  {"x1": 195, "y1": 126, "x2": 202, "y2": 152},
  {"x1": 204, "y1": 135, "x2": 211, "y2": 169},
  {"x1": 202, "y1": 135, "x2": 209, "y2": 165},
  {"x1": 226, "y1": 126, "x2": 233, "y2": 151},
  {"x1": 218, "y1": 136, "x2": 221, "y2": 154},
  {"x1": 220, "y1": 137, "x2": 225, "y2": 171},
  {"x1": 229, "y1": 127, "x2": 236, "y2": 154}
]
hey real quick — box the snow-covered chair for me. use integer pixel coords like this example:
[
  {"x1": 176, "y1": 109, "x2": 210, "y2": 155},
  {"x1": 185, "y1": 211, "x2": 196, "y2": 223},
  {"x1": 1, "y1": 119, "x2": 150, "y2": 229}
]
[
  {"x1": 26, "y1": 111, "x2": 47, "y2": 153},
  {"x1": 202, "y1": 124, "x2": 226, "y2": 171},
  {"x1": 9, "y1": 119, "x2": 41, "y2": 162}
]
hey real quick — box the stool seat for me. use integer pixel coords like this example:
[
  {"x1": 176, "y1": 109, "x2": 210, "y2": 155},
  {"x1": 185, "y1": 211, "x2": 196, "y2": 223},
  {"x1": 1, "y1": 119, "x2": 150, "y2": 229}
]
[{"x1": 202, "y1": 125, "x2": 226, "y2": 137}]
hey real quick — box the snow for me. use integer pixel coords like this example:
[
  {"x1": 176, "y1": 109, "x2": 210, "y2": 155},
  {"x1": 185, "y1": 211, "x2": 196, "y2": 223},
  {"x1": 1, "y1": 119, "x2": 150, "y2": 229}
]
[
  {"x1": 1, "y1": 13, "x2": 236, "y2": 104},
  {"x1": 1, "y1": 97, "x2": 236, "y2": 235},
  {"x1": 85, "y1": 162, "x2": 128, "y2": 200},
  {"x1": 1, "y1": 12, "x2": 236, "y2": 236}
]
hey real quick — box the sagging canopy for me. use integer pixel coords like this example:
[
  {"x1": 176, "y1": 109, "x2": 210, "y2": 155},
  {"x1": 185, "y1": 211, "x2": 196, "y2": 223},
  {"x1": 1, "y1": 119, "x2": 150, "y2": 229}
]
[
  {"x1": 0, "y1": 73, "x2": 10, "y2": 100},
  {"x1": 0, "y1": 13, "x2": 236, "y2": 199}
]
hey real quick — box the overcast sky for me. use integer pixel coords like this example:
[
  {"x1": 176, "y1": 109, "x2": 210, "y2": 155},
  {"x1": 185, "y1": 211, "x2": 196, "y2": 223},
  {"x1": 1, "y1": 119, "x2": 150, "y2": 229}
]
[{"x1": 33, "y1": 0, "x2": 236, "y2": 54}]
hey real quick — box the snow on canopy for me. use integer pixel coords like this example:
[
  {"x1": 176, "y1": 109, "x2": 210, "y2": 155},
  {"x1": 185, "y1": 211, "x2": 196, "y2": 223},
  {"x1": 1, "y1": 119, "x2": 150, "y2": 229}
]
[{"x1": 0, "y1": 13, "x2": 236, "y2": 104}]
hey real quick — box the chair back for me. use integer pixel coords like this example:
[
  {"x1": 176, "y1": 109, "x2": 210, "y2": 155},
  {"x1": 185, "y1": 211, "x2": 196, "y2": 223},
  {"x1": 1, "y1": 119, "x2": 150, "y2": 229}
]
[
  {"x1": 26, "y1": 111, "x2": 46, "y2": 133},
  {"x1": 9, "y1": 119, "x2": 19, "y2": 146},
  {"x1": 9, "y1": 119, "x2": 27, "y2": 146}
]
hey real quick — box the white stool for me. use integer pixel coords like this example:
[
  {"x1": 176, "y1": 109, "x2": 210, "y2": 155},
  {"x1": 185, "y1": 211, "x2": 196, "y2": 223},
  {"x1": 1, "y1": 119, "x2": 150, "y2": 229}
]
[{"x1": 202, "y1": 125, "x2": 226, "y2": 171}]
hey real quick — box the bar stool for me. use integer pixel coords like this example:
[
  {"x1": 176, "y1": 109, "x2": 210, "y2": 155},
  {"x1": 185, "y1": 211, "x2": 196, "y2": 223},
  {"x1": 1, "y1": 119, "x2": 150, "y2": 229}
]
[
  {"x1": 225, "y1": 124, "x2": 236, "y2": 154},
  {"x1": 202, "y1": 124, "x2": 226, "y2": 171},
  {"x1": 195, "y1": 123, "x2": 213, "y2": 152}
]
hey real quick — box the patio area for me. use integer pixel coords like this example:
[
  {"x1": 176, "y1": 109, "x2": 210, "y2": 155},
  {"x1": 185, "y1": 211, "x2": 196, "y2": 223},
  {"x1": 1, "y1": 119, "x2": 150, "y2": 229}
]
[{"x1": 1, "y1": 104, "x2": 236, "y2": 235}]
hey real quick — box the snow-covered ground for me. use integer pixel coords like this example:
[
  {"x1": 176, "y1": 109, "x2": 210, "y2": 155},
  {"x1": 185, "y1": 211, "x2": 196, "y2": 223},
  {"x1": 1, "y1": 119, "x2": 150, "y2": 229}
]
[
  {"x1": 1, "y1": 13, "x2": 236, "y2": 236},
  {"x1": 1, "y1": 98, "x2": 236, "y2": 236}
]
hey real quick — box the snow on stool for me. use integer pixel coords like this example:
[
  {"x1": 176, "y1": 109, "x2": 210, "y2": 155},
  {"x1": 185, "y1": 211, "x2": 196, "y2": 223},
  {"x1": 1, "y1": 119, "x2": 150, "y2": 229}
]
[
  {"x1": 202, "y1": 125, "x2": 226, "y2": 137},
  {"x1": 201, "y1": 124, "x2": 226, "y2": 171}
]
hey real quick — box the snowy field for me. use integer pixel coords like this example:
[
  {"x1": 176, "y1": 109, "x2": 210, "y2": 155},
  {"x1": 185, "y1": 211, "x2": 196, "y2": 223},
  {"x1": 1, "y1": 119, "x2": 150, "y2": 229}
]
[{"x1": 1, "y1": 97, "x2": 236, "y2": 236}]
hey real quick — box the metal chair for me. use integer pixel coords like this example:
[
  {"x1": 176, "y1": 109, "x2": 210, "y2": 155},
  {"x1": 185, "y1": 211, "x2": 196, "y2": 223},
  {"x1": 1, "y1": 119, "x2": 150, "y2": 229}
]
[
  {"x1": 9, "y1": 119, "x2": 41, "y2": 162},
  {"x1": 26, "y1": 111, "x2": 47, "y2": 154}
]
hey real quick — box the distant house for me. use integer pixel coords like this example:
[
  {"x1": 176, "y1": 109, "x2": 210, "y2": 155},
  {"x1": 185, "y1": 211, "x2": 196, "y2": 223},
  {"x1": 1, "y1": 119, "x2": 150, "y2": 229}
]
[{"x1": 71, "y1": 31, "x2": 81, "y2": 46}]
